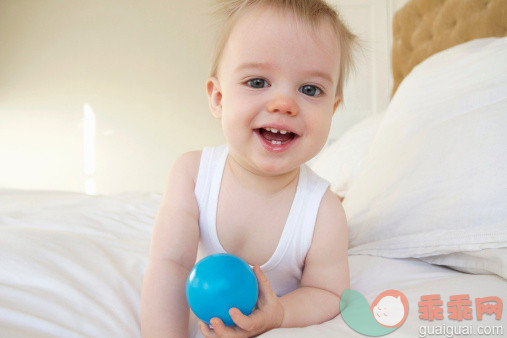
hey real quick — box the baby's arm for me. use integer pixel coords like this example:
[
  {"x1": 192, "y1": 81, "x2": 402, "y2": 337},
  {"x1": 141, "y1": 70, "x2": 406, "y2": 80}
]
[
  {"x1": 279, "y1": 189, "x2": 349, "y2": 327},
  {"x1": 141, "y1": 151, "x2": 201, "y2": 338}
]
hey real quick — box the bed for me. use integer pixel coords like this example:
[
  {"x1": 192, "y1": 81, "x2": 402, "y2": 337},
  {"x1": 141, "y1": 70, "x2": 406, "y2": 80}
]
[{"x1": 1, "y1": 0, "x2": 506, "y2": 337}]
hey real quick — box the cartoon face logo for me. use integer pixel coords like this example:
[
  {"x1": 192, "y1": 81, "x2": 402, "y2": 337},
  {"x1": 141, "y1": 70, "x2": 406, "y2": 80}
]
[
  {"x1": 371, "y1": 290, "x2": 409, "y2": 327},
  {"x1": 341, "y1": 289, "x2": 409, "y2": 336}
]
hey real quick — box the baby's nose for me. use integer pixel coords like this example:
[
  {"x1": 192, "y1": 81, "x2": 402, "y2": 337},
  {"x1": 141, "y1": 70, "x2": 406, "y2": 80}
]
[{"x1": 266, "y1": 94, "x2": 299, "y2": 116}]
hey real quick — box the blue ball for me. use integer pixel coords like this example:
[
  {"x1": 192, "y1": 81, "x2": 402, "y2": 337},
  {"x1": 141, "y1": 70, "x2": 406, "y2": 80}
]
[{"x1": 186, "y1": 253, "x2": 259, "y2": 326}]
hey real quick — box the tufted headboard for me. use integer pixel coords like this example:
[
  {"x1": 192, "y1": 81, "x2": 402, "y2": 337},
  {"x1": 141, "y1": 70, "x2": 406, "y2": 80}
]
[{"x1": 391, "y1": 0, "x2": 506, "y2": 95}]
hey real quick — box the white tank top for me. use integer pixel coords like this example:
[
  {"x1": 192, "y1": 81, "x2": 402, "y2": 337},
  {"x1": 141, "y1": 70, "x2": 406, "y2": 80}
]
[{"x1": 194, "y1": 145, "x2": 329, "y2": 297}]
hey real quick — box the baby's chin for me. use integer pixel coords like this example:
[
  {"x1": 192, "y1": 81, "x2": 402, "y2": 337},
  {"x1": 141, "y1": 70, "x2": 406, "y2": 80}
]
[
  {"x1": 252, "y1": 161, "x2": 300, "y2": 177},
  {"x1": 227, "y1": 150, "x2": 298, "y2": 177}
]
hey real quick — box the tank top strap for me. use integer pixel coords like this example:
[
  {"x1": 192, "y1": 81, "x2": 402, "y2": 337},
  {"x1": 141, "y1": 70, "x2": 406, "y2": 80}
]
[
  {"x1": 194, "y1": 145, "x2": 229, "y2": 255},
  {"x1": 260, "y1": 164, "x2": 330, "y2": 271}
]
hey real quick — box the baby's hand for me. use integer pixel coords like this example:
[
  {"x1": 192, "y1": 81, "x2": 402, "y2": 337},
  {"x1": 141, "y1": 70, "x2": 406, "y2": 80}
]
[{"x1": 198, "y1": 265, "x2": 284, "y2": 337}]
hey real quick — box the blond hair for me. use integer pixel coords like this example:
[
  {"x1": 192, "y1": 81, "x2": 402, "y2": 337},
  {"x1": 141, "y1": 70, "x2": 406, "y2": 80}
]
[{"x1": 209, "y1": 0, "x2": 357, "y2": 99}]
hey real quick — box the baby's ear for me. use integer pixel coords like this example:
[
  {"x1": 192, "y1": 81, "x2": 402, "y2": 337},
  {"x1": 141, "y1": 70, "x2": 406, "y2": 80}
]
[
  {"x1": 207, "y1": 77, "x2": 222, "y2": 119},
  {"x1": 333, "y1": 95, "x2": 342, "y2": 113}
]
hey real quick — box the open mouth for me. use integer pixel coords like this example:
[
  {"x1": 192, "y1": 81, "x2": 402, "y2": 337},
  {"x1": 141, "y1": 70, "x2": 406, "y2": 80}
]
[
  {"x1": 254, "y1": 127, "x2": 298, "y2": 152},
  {"x1": 257, "y1": 127, "x2": 296, "y2": 145}
]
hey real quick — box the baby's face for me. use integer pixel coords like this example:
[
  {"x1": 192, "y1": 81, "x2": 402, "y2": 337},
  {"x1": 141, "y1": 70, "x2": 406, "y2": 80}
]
[{"x1": 208, "y1": 7, "x2": 341, "y2": 175}]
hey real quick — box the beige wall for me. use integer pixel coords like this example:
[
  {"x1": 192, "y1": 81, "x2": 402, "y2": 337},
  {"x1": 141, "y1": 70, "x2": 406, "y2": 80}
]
[
  {"x1": 0, "y1": 0, "x2": 408, "y2": 194},
  {"x1": 0, "y1": 0, "x2": 224, "y2": 194}
]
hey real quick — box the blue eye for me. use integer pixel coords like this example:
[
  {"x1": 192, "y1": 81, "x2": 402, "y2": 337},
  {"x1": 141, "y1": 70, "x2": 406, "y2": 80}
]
[
  {"x1": 247, "y1": 78, "x2": 268, "y2": 88},
  {"x1": 299, "y1": 85, "x2": 322, "y2": 97}
]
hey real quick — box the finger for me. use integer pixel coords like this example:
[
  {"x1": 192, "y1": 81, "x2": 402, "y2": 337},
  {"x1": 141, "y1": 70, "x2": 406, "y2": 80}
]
[
  {"x1": 253, "y1": 265, "x2": 275, "y2": 300},
  {"x1": 229, "y1": 307, "x2": 255, "y2": 332},
  {"x1": 198, "y1": 320, "x2": 216, "y2": 337},
  {"x1": 210, "y1": 317, "x2": 236, "y2": 336}
]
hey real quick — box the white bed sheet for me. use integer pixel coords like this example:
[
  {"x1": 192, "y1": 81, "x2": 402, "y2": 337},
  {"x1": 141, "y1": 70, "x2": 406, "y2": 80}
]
[
  {"x1": 0, "y1": 190, "x2": 159, "y2": 337},
  {"x1": 1, "y1": 190, "x2": 505, "y2": 337},
  {"x1": 265, "y1": 255, "x2": 506, "y2": 337}
]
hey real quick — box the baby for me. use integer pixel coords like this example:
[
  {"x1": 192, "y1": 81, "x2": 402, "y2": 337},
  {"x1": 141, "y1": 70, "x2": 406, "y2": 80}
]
[{"x1": 141, "y1": 0, "x2": 356, "y2": 337}]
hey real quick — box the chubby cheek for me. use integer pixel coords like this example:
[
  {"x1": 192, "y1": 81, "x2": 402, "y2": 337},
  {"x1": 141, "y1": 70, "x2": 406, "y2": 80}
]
[
  {"x1": 307, "y1": 114, "x2": 333, "y2": 150},
  {"x1": 220, "y1": 115, "x2": 240, "y2": 144},
  {"x1": 220, "y1": 94, "x2": 259, "y2": 137},
  {"x1": 220, "y1": 108, "x2": 252, "y2": 146}
]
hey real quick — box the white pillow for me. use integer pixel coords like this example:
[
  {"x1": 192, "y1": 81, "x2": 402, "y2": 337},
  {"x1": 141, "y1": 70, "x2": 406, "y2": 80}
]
[
  {"x1": 419, "y1": 248, "x2": 507, "y2": 279},
  {"x1": 311, "y1": 112, "x2": 384, "y2": 198},
  {"x1": 344, "y1": 37, "x2": 507, "y2": 258}
]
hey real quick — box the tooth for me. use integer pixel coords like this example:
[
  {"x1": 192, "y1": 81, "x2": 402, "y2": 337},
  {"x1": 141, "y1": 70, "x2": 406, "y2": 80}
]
[
  {"x1": 277, "y1": 141, "x2": 282, "y2": 144},
  {"x1": 271, "y1": 140, "x2": 277, "y2": 145},
  {"x1": 280, "y1": 130, "x2": 287, "y2": 134},
  {"x1": 271, "y1": 128, "x2": 279, "y2": 133},
  {"x1": 265, "y1": 128, "x2": 272, "y2": 132}
]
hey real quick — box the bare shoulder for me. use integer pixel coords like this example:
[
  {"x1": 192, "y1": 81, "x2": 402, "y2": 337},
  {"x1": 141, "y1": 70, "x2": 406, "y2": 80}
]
[
  {"x1": 315, "y1": 189, "x2": 347, "y2": 233},
  {"x1": 161, "y1": 150, "x2": 202, "y2": 196},
  {"x1": 175, "y1": 150, "x2": 202, "y2": 166},
  {"x1": 168, "y1": 150, "x2": 202, "y2": 184},
  {"x1": 301, "y1": 188, "x2": 349, "y2": 295},
  {"x1": 159, "y1": 150, "x2": 202, "y2": 214}
]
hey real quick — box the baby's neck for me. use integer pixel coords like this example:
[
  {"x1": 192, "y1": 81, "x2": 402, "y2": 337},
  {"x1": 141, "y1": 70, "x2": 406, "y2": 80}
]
[{"x1": 226, "y1": 157, "x2": 300, "y2": 195}]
